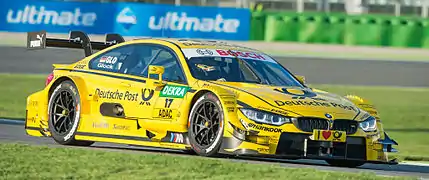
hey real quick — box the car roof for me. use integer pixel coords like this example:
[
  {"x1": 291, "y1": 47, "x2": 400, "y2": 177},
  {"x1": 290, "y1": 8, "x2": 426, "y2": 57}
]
[{"x1": 131, "y1": 38, "x2": 263, "y2": 53}]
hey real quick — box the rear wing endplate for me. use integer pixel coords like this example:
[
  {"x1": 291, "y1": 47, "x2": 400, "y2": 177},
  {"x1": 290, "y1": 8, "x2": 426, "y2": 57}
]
[{"x1": 27, "y1": 30, "x2": 125, "y2": 57}]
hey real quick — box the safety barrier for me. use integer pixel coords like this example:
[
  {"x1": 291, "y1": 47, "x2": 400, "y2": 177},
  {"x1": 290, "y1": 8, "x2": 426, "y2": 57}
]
[{"x1": 251, "y1": 11, "x2": 429, "y2": 48}]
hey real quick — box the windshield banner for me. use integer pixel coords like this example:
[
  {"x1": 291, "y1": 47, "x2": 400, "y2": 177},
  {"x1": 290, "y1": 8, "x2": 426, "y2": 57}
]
[{"x1": 182, "y1": 48, "x2": 276, "y2": 63}]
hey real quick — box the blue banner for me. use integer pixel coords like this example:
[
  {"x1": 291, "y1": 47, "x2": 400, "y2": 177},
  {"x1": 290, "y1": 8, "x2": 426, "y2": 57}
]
[{"x1": 0, "y1": 1, "x2": 250, "y2": 40}]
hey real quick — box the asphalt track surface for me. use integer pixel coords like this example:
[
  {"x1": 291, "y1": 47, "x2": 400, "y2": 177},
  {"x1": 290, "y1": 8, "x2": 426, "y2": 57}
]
[
  {"x1": 1, "y1": 119, "x2": 429, "y2": 178},
  {"x1": 1, "y1": 46, "x2": 429, "y2": 177},
  {"x1": 1, "y1": 46, "x2": 429, "y2": 87}
]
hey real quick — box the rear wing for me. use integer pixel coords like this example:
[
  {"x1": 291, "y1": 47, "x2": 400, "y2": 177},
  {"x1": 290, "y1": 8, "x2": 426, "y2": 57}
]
[{"x1": 27, "y1": 30, "x2": 125, "y2": 57}]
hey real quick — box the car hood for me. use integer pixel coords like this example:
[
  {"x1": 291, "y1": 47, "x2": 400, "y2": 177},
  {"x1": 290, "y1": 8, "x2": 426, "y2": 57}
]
[{"x1": 209, "y1": 82, "x2": 360, "y2": 119}]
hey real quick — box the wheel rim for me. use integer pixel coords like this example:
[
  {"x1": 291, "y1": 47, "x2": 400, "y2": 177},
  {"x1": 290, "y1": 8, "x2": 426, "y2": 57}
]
[
  {"x1": 192, "y1": 101, "x2": 221, "y2": 147},
  {"x1": 50, "y1": 90, "x2": 76, "y2": 135}
]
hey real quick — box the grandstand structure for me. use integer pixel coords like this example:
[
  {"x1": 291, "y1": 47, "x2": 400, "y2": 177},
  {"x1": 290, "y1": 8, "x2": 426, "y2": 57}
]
[{"x1": 57, "y1": 0, "x2": 429, "y2": 17}]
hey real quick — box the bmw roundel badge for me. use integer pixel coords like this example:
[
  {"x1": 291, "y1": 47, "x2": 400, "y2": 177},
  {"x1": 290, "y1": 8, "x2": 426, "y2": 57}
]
[{"x1": 325, "y1": 113, "x2": 333, "y2": 119}]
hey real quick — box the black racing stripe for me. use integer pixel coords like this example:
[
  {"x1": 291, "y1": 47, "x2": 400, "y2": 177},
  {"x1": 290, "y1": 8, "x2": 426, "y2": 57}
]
[
  {"x1": 352, "y1": 108, "x2": 361, "y2": 120},
  {"x1": 237, "y1": 100, "x2": 252, "y2": 108},
  {"x1": 76, "y1": 132, "x2": 151, "y2": 141},
  {"x1": 25, "y1": 126, "x2": 40, "y2": 131},
  {"x1": 209, "y1": 82, "x2": 303, "y2": 116}
]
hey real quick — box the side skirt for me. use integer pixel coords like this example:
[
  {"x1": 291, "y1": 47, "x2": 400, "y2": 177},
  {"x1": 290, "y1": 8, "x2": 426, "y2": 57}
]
[{"x1": 74, "y1": 131, "x2": 190, "y2": 150}]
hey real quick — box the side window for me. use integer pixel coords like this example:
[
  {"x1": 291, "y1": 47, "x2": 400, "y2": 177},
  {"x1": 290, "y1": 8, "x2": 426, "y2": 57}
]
[
  {"x1": 89, "y1": 45, "x2": 135, "y2": 73},
  {"x1": 143, "y1": 49, "x2": 186, "y2": 84},
  {"x1": 89, "y1": 44, "x2": 186, "y2": 84}
]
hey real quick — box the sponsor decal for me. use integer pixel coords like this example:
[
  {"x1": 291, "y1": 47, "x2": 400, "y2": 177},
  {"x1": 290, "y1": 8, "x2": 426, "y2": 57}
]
[
  {"x1": 257, "y1": 147, "x2": 269, "y2": 153},
  {"x1": 95, "y1": 88, "x2": 138, "y2": 101},
  {"x1": 227, "y1": 107, "x2": 235, "y2": 112},
  {"x1": 216, "y1": 50, "x2": 265, "y2": 60},
  {"x1": 159, "y1": 85, "x2": 190, "y2": 98},
  {"x1": 139, "y1": 88, "x2": 154, "y2": 106},
  {"x1": 73, "y1": 64, "x2": 86, "y2": 69},
  {"x1": 99, "y1": 56, "x2": 118, "y2": 64},
  {"x1": 313, "y1": 130, "x2": 345, "y2": 142},
  {"x1": 93, "y1": 122, "x2": 109, "y2": 129},
  {"x1": 224, "y1": 101, "x2": 235, "y2": 105},
  {"x1": 274, "y1": 88, "x2": 325, "y2": 101},
  {"x1": 170, "y1": 133, "x2": 184, "y2": 143},
  {"x1": 181, "y1": 48, "x2": 275, "y2": 62},
  {"x1": 270, "y1": 108, "x2": 289, "y2": 116},
  {"x1": 148, "y1": 12, "x2": 240, "y2": 33},
  {"x1": 7, "y1": 5, "x2": 96, "y2": 26},
  {"x1": 248, "y1": 123, "x2": 282, "y2": 133},
  {"x1": 97, "y1": 56, "x2": 118, "y2": 69},
  {"x1": 153, "y1": 108, "x2": 175, "y2": 119},
  {"x1": 97, "y1": 63, "x2": 113, "y2": 69},
  {"x1": 196, "y1": 49, "x2": 214, "y2": 55},
  {"x1": 28, "y1": 32, "x2": 45, "y2": 48},
  {"x1": 275, "y1": 100, "x2": 356, "y2": 111},
  {"x1": 116, "y1": 7, "x2": 137, "y2": 30},
  {"x1": 113, "y1": 124, "x2": 130, "y2": 131}
]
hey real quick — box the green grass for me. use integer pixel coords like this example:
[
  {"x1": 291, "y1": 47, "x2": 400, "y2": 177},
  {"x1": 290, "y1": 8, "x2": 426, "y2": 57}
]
[
  {"x1": 266, "y1": 50, "x2": 429, "y2": 62},
  {"x1": 0, "y1": 143, "x2": 411, "y2": 180},
  {"x1": 312, "y1": 85, "x2": 429, "y2": 159},
  {"x1": 0, "y1": 74, "x2": 45, "y2": 119},
  {"x1": 0, "y1": 74, "x2": 428, "y2": 161}
]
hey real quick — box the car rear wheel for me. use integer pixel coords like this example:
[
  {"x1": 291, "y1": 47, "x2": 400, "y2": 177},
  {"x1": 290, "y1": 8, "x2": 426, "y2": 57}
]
[
  {"x1": 48, "y1": 80, "x2": 93, "y2": 146},
  {"x1": 188, "y1": 92, "x2": 224, "y2": 157},
  {"x1": 325, "y1": 159, "x2": 365, "y2": 168}
]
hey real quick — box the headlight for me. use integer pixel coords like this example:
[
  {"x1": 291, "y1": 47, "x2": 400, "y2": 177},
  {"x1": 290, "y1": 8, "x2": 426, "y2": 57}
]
[
  {"x1": 359, "y1": 116, "x2": 377, "y2": 132},
  {"x1": 239, "y1": 109, "x2": 291, "y2": 126}
]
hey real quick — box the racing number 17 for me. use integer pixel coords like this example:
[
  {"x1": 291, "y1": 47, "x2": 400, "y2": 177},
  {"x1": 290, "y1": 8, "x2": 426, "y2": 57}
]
[{"x1": 165, "y1": 99, "x2": 173, "y2": 108}]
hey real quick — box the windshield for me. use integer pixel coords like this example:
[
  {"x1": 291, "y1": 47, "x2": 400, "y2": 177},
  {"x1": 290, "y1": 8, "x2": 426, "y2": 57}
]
[{"x1": 186, "y1": 56, "x2": 303, "y2": 87}]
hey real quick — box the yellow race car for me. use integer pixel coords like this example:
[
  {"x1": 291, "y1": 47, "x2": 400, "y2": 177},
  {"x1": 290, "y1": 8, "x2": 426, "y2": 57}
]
[{"x1": 25, "y1": 31, "x2": 398, "y2": 167}]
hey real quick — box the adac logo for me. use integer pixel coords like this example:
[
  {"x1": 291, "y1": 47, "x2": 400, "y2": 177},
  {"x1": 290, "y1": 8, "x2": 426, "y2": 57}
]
[{"x1": 116, "y1": 7, "x2": 137, "y2": 30}]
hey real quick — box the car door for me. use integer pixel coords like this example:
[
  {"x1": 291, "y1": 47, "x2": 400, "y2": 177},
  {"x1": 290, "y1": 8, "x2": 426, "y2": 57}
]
[
  {"x1": 138, "y1": 47, "x2": 189, "y2": 123},
  {"x1": 84, "y1": 44, "x2": 159, "y2": 134}
]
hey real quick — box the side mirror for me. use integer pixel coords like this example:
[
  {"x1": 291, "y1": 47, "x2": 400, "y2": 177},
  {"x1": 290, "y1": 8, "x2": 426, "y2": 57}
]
[
  {"x1": 148, "y1": 65, "x2": 165, "y2": 86},
  {"x1": 296, "y1": 75, "x2": 306, "y2": 84}
]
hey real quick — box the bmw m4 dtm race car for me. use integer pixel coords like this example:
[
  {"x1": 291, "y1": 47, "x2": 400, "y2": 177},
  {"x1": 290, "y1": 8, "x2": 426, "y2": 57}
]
[{"x1": 25, "y1": 30, "x2": 398, "y2": 168}]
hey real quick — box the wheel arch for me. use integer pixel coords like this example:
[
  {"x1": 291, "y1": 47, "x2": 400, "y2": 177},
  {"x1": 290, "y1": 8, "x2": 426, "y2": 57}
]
[
  {"x1": 187, "y1": 85, "x2": 242, "y2": 131},
  {"x1": 48, "y1": 75, "x2": 91, "y2": 115}
]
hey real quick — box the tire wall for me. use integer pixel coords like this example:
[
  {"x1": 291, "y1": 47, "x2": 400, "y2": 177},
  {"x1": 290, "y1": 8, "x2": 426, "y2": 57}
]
[{"x1": 250, "y1": 11, "x2": 428, "y2": 48}]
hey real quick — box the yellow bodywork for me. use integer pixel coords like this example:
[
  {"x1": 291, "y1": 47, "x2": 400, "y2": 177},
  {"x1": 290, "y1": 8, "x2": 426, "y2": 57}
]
[{"x1": 25, "y1": 39, "x2": 396, "y2": 164}]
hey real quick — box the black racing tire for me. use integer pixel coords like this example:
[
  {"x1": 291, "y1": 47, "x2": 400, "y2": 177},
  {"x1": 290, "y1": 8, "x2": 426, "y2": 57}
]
[
  {"x1": 188, "y1": 92, "x2": 225, "y2": 157},
  {"x1": 48, "y1": 80, "x2": 94, "y2": 146},
  {"x1": 325, "y1": 159, "x2": 365, "y2": 168}
]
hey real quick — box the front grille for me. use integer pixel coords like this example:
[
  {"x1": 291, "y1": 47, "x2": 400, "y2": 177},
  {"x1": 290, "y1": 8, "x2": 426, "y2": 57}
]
[
  {"x1": 295, "y1": 118, "x2": 358, "y2": 134},
  {"x1": 295, "y1": 118, "x2": 329, "y2": 132},
  {"x1": 332, "y1": 120, "x2": 359, "y2": 134}
]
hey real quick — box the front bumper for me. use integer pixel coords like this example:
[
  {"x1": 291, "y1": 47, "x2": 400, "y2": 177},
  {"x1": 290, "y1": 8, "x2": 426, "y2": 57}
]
[{"x1": 220, "y1": 126, "x2": 398, "y2": 165}]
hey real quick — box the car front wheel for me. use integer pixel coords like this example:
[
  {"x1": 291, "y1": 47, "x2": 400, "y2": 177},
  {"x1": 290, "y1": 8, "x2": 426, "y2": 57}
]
[{"x1": 188, "y1": 92, "x2": 225, "y2": 157}]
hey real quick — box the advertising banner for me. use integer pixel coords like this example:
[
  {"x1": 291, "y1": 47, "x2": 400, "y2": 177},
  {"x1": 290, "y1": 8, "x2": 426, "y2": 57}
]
[
  {"x1": 0, "y1": 1, "x2": 115, "y2": 34},
  {"x1": 113, "y1": 3, "x2": 250, "y2": 40},
  {"x1": 0, "y1": 1, "x2": 250, "y2": 41}
]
